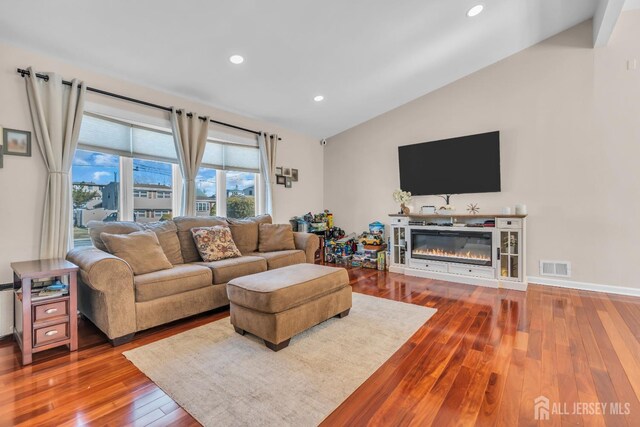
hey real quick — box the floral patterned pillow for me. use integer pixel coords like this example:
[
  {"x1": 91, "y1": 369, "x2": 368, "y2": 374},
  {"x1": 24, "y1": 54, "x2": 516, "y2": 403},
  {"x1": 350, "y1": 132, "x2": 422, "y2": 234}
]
[{"x1": 191, "y1": 226, "x2": 242, "y2": 262}]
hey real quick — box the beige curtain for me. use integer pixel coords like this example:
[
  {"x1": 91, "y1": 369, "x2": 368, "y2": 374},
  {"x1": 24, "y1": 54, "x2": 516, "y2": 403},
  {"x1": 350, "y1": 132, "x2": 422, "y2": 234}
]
[
  {"x1": 25, "y1": 67, "x2": 86, "y2": 258},
  {"x1": 170, "y1": 108, "x2": 210, "y2": 216},
  {"x1": 258, "y1": 132, "x2": 278, "y2": 216}
]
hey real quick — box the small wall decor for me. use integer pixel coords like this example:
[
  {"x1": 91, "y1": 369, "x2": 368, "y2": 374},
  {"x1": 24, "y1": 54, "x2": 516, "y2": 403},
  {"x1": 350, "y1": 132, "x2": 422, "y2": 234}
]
[
  {"x1": 3, "y1": 128, "x2": 31, "y2": 157},
  {"x1": 275, "y1": 166, "x2": 299, "y2": 188}
]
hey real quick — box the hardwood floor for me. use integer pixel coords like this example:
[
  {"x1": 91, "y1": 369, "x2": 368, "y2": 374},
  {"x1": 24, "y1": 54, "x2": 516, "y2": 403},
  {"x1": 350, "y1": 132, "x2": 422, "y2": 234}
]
[{"x1": 1, "y1": 267, "x2": 640, "y2": 426}]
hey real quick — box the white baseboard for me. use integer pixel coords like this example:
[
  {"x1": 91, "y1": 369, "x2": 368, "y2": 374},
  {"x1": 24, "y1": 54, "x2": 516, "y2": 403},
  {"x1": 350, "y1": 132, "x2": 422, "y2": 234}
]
[{"x1": 527, "y1": 276, "x2": 640, "y2": 298}]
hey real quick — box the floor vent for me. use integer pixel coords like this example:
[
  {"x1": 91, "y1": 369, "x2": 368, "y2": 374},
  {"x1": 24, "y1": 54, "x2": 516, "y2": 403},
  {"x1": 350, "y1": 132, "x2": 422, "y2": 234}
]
[{"x1": 539, "y1": 260, "x2": 571, "y2": 278}]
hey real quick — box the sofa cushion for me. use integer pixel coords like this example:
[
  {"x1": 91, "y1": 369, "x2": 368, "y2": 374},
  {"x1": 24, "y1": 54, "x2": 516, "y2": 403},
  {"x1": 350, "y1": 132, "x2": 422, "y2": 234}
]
[
  {"x1": 88, "y1": 220, "x2": 142, "y2": 252},
  {"x1": 173, "y1": 216, "x2": 228, "y2": 263},
  {"x1": 134, "y1": 264, "x2": 212, "y2": 302},
  {"x1": 249, "y1": 249, "x2": 306, "y2": 270},
  {"x1": 258, "y1": 223, "x2": 295, "y2": 252},
  {"x1": 140, "y1": 221, "x2": 184, "y2": 265},
  {"x1": 196, "y1": 256, "x2": 267, "y2": 285},
  {"x1": 227, "y1": 264, "x2": 349, "y2": 313},
  {"x1": 227, "y1": 215, "x2": 272, "y2": 254},
  {"x1": 101, "y1": 230, "x2": 173, "y2": 275}
]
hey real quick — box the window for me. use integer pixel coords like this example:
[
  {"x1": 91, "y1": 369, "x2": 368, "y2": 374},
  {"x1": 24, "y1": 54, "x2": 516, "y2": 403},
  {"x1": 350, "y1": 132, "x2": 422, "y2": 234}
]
[
  {"x1": 71, "y1": 149, "x2": 121, "y2": 247},
  {"x1": 196, "y1": 167, "x2": 217, "y2": 216},
  {"x1": 199, "y1": 137, "x2": 260, "y2": 219},
  {"x1": 196, "y1": 202, "x2": 210, "y2": 212},
  {"x1": 226, "y1": 171, "x2": 256, "y2": 219},
  {"x1": 71, "y1": 113, "x2": 265, "y2": 248},
  {"x1": 133, "y1": 158, "x2": 174, "y2": 223}
]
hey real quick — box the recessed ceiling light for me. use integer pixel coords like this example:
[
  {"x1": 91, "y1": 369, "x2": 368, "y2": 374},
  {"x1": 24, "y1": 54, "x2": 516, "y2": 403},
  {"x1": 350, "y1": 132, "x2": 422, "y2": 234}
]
[
  {"x1": 467, "y1": 4, "x2": 484, "y2": 17},
  {"x1": 229, "y1": 55, "x2": 244, "y2": 64},
  {"x1": 314, "y1": 95, "x2": 324, "y2": 102}
]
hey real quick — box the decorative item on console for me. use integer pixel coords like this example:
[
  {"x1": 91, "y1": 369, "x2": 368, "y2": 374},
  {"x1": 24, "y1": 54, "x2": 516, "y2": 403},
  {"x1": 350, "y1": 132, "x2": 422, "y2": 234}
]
[
  {"x1": 392, "y1": 189, "x2": 412, "y2": 215},
  {"x1": 515, "y1": 204, "x2": 527, "y2": 215},
  {"x1": 420, "y1": 206, "x2": 436, "y2": 214},
  {"x1": 466, "y1": 203, "x2": 480, "y2": 214},
  {"x1": 437, "y1": 194, "x2": 455, "y2": 214}
]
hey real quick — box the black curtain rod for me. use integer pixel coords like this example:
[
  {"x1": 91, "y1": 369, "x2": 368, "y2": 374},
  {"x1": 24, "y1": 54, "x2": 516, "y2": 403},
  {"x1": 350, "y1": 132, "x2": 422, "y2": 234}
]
[{"x1": 17, "y1": 68, "x2": 279, "y2": 140}]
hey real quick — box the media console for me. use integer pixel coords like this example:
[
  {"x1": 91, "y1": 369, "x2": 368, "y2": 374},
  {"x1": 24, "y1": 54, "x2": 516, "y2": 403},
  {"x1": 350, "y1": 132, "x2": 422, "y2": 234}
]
[{"x1": 388, "y1": 213, "x2": 527, "y2": 291}]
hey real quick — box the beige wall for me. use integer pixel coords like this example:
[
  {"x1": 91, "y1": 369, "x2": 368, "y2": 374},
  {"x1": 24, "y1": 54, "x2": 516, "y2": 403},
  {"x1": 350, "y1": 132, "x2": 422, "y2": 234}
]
[
  {"x1": 325, "y1": 13, "x2": 640, "y2": 290},
  {"x1": 0, "y1": 41, "x2": 323, "y2": 283}
]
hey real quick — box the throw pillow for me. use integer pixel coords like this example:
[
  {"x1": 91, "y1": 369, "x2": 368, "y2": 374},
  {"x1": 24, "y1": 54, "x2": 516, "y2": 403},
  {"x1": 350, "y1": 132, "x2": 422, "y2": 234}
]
[
  {"x1": 191, "y1": 226, "x2": 242, "y2": 262},
  {"x1": 140, "y1": 221, "x2": 184, "y2": 265},
  {"x1": 173, "y1": 216, "x2": 228, "y2": 263},
  {"x1": 88, "y1": 220, "x2": 143, "y2": 252},
  {"x1": 227, "y1": 215, "x2": 272, "y2": 254},
  {"x1": 100, "y1": 230, "x2": 174, "y2": 275},
  {"x1": 258, "y1": 223, "x2": 296, "y2": 252}
]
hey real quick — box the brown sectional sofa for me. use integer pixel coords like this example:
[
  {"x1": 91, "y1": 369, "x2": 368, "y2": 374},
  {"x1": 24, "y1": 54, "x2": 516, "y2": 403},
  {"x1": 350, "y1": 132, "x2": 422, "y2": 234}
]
[{"x1": 66, "y1": 215, "x2": 319, "y2": 345}]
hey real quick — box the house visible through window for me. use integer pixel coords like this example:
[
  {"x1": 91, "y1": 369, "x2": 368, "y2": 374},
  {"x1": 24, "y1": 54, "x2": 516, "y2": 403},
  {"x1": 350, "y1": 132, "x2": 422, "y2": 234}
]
[
  {"x1": 72, "y1": 149, "x2": 121, "y2": 247},
  {"x1": 133, "y1": 158, "x2": 174, "y2": 222},
  {"x1": 196, "y1": 167, "x2": 217, "y2": 216}
]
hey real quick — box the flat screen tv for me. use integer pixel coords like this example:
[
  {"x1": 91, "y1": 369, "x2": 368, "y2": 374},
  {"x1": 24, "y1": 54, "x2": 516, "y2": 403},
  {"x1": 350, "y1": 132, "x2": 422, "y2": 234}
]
[{"x1": 398, "y1": 131, "x2": 501, "y2": 196}]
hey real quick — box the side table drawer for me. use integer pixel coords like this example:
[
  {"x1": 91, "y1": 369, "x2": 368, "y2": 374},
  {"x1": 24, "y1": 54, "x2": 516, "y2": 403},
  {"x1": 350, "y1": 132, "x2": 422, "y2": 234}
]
[
  {"x1": 34, "y1": 322, "x2": 69, "y2": 347},
  {"x1": 33, "y1": 300, "x2": 68, "y2": 323}
]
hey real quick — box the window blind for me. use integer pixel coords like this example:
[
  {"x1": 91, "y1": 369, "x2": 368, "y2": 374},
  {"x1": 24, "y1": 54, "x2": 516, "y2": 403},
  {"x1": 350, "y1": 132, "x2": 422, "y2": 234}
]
[
  {"x1": 78, "y1": 113, "x2": 260, "y2": 173},
  {"x1": 201, "y1": 141, "x2": 260, "y2": 173},
  {"x1": 78, "y1": 114, "x2": 177, "y2": 163}
]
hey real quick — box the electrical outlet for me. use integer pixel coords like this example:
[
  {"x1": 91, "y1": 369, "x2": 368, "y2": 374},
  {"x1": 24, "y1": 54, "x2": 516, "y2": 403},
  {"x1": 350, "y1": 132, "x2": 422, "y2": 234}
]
[{"x1": 627, "y1": 59, "x2": 638, "y2": 70}]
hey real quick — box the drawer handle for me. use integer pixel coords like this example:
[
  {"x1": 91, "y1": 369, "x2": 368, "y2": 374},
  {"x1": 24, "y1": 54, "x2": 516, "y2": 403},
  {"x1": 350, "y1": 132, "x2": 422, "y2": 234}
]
[
  {"x1": 45, "y1": 330, "x2": 59, "y2": 337},
  {"x1": 45, "y1": 308, "x2": 58, "y2": 314}
]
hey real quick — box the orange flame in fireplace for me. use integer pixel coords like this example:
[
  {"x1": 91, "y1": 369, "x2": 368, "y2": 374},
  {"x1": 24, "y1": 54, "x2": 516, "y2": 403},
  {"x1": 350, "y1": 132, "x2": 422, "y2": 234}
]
[{"x1": 413, "y1": 248, "x2": 491, "y2": 262}]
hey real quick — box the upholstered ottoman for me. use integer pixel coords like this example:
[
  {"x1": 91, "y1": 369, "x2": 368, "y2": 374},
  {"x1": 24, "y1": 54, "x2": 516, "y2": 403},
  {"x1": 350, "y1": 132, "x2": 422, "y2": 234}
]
[{"x1": 227, "y1": 264, "x2": 352, "y2": 351}]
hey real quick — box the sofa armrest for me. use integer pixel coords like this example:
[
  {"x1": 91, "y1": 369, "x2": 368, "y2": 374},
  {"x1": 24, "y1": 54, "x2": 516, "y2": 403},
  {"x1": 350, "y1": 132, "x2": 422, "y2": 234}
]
[
  {"x1": 66, "y1": 246, "x2": 136, "y2": 341},
  {"x1": 293, "y1": 232, "x2": 320, "y2": 263}
]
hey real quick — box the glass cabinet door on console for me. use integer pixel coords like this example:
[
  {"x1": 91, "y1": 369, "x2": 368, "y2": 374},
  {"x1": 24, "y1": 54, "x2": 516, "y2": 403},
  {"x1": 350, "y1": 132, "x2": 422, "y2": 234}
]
[
  {"x1": 391, "y1": 226, "x2": 407, "y2": 266},
  {"x1": 499, "y1": 230, "x2": 521, "y2": 281}
]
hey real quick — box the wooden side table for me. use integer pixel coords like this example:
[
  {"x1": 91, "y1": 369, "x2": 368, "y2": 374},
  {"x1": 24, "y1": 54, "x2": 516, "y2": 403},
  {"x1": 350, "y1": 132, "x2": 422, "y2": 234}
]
[{"x1": 11, "y1": 259, "x2": 79, "y2": 365}]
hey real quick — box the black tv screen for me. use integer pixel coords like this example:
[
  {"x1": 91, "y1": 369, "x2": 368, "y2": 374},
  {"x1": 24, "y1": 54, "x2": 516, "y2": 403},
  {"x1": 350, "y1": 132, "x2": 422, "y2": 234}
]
[{"x1": 398, "y1": 131, "x2": 501, "y2": 196}]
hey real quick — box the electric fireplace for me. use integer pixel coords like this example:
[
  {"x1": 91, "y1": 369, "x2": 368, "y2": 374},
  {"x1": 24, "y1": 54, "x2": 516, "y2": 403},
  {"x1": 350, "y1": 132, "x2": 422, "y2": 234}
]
[{"x1": 411, "y1": 229, "x2": 493, "y2": 267}]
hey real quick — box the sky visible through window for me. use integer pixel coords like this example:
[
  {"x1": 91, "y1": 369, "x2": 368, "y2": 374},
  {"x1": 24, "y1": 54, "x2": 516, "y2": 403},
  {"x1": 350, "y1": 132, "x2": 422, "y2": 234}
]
[
  {"x1": 133, "y1": 158, "x2": 171, "y2": 186},
  {"x1": 72, "y1": 150, "x2": 119, "y2": 184}
]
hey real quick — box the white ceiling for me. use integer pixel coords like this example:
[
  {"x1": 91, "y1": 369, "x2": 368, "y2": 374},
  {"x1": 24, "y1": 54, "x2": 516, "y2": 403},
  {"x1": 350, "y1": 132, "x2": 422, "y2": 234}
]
[
  {"x1": 0, "y1": 0, "x2": 614, "y2": 138},
  {"x1": 624, "y1": 0, "x2": 640, "y2": 9}
]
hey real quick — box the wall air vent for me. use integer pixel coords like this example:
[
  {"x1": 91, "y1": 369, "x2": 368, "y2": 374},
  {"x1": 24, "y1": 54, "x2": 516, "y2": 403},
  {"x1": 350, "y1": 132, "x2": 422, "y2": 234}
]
[{"x1": 539, "y1": 260, "x2": 571, "y2": 278}]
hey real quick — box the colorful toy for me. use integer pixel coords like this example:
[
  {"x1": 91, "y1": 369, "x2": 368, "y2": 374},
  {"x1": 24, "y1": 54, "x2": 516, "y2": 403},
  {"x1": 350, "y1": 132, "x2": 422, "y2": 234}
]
[
  {"x1": 369, "y1": 221, "x2": 384, "y2": 235},
  {"x1": 359, "y1": 232, "x2": 384, "y2": 246}
]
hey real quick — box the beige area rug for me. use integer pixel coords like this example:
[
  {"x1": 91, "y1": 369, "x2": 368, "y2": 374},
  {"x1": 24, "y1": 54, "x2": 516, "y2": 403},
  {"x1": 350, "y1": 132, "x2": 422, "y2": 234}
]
[{"x1": 123, "y1": 293, "x2": 436, "y2": 426}]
